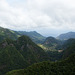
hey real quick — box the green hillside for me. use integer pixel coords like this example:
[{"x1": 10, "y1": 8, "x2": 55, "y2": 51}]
[
  {"x1": 17, "y1": 31, "x2": 45, "y2": 43},
  {"x1": 57, "y1": 32, "x2": 75, "y2": 40},
  {"x1": 43, "y1": 37, "x2": 60, "y2": 47},
  {"x1": 5, "y1": 38, "x2": 75, "y2": 75},
  {"x1": 0, "y1": 36, "x2": 49, "y2": 75},
  {"x1": 0, "y1": 27, "x2": 75, "y2": 75},
  {"x1": 41, "y1": 37, "x2": 62, "y2": 51},
  {"x1": 6, "y1": 54, "x2": 75, "y2": 75},
  {"x1": 62, "y1": 38, "x2": 75, "y2": 49},
  {"x1": 0, "y1": 27, "x2": 20, "y2": 42},
  {"x1": 62, "y1": 39, "x2": 75, "y2": 59},
  {"x1": 0, "y1": 27, "x2": 45, "y2": 44}
]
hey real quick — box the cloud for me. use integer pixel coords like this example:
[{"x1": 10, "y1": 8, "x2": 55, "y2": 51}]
[{"x1": 0, "y1": 0, "x2": 75, "y2": 36}]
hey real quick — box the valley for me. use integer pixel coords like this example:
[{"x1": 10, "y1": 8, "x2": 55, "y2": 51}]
[
  {"x1": 0, "y1": 27, "x2": 75, "y2": 75},
  {"x1": 0, "y1": 0, "x2": 75, "y2": 75}
]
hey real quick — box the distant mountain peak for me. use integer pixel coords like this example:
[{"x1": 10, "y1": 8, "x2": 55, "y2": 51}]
[
  {"x1": 57, "y1": 32, "x2": 75, "y2": 40},
  {"x1": 42, "y1": 36, "x2": 61, "y2": 48}
]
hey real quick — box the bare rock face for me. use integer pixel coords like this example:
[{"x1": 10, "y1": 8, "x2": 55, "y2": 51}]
[
  {"x1": 10, "y1": 44, "x2": 14, "y2": 47},
  {"x1": 2, "y1": 42, "x2": 8, "y2": 48},
  {"x1": 21, "y1": 45, "x2": 25, "y2": 51}
]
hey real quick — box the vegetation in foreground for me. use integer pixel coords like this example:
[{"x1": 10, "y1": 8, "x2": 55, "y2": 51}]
[
  {"x1": 0, "y1": 36, "x2": 49, "y2": 75},
  {"x1": 6, "y1": 53, "x2": 75, "y2": 75}
]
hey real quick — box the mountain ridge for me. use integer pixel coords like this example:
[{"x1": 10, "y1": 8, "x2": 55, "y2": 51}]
[
  {"x1": 0, "y1": 35, "x2": 49, "y2": 75},
  {"x1": 57, "y1": 32, "x2": 75, "y2": 40},
  {"x1": 0, "y1": 26, "x2": 45, "y2": 43}
]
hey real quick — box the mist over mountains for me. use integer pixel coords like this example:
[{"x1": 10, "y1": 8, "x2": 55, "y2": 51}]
[{"x1": 0, "y1": 0, "x2": 75, "y2": 75}]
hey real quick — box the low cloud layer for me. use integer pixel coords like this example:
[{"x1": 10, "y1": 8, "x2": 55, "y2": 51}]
[{"x1": 0, "y1": 0, "x2": 75, "y2": 36}]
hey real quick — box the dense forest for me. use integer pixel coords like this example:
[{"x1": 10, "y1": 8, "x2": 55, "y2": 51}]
[
  {"x1": 0, "y1": 0, "x2": 75, "y2": 74},
  {"x1": 0, "y1": 35, "x2": 49, "y2": 75},
  {"x1": 6, "y1": 54, "x2": 75, "y2": 75},
  {"x1": 0, "y1": 27, "x2": 75, "y2": 75}
]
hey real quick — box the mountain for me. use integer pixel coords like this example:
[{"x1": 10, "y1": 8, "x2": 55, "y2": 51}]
[
  {"x1": 0, "y1": 27, "x2": 20, "y2": 42},
  {"x1": 17, "y1": 31, "x2": 45, "y2": 43},
  {"x1": 5, "y1": 38, "x2": 75, "y2": 75},
  {"x1": 62, "y1": 38, "x2": 75, "y2": 59},
  {"x1": 39, "y1": 37, "x2": 62, "y2": 51},
  {"x1": 38, "y1": 37, "x2": 63, "y2": 61},
  {"x1": 0, "y1": 36, "x2": 49, "y2": 75},
  {"x1": 57, "y1": 32, "x2": 75, "y2": 40},
  {"x1": 6, "y1": 53, "x2": 75, "y2": 75},
  {"x1": 43, "y1": 37, "x2": 61, "y2": 47},
  {"x1": 0, "y1": 27, "x2": 45, "y2": 43},
  {"x1": 62, "y1": 38, "x2": 75, "y2": 50}
]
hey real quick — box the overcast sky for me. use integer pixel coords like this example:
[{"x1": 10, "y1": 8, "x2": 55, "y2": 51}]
[{"x1": 0, "y1": 0, "x2": 75, "y2": 37}]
